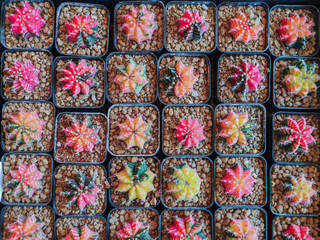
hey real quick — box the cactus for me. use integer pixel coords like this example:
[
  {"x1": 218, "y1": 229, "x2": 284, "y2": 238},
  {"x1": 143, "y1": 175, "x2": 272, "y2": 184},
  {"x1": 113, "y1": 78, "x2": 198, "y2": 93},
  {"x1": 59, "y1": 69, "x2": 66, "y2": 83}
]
[
  {"x1": 277, "y1": 14, "x2": 313, "y2": 49},
  {"x1": 224, "y1": 218, "x2": 258, "y2": 240},
  {"x1": 63, "y1": 224, "x2": 99, "y2": 240},
  {"x1": 6, "y1": 163, "x2": 44, "y2": 198},
  {"x1": 277, "y1": 117, "x2": 315, "y2": 155},
  {"x1": 218, "y1": 111, "x2": 255, "y2": 147},
  {"x1": 283, "y1": 174, "x2": 316, "y2": 205},
  {"x1": 122, "y1": 6, "x2": 157, "y2": 44},
  {"x1": 60, "y1": 170, "x2": 100, "y2": 212},
  {"x1": 59, "y1": 60, "x2": 97, "y2": 96},
  {"x1": 116, "y1": 161, "x2": 155, "y2": 201},
  {"x1": 175, "y1": 118, "x2": 205, "y2": 148},
  {"x1": 114, "y1": 59, "x2": 149, "y2": 95},
  {"x1": 282, "y1": 60, "x2": 320, "y2": 98},
  {"x1": 117, "y1": 115, "x2": 152, "y2": 150},
  {"x1": 221, "y1": 164, "x2": 255, "y2": 199},
  {"x1": 167, "y1": 215, "x2": 207, "y2": 240},
  {"x1": 282, "y1": 223, "x2": 314, "y2": 240},
  {"x1": 166, "y1": 163, "x2": 201, "y2": 201},
  {"x1": 229, "y1": 12, "x2": 263, "y2": 44},
  {"x1": 229, "y1": 62, "x2": 263, "y2": 95},
  {"x1": 178, "y1": 11, "x2": 209, "y2": 41},
  {"x1": 117, "y1": 219, "x2": 153, "y2": 240},
  {"x1": 161, "y1": 61, "x2": 198, "y2": 98},
  {"x1": 6, "y1": 110, "x2": 44, "y2": 146},
  {"x1": 7, "y1": 2, "x2": 45, "y2": 39},
  {"x1": 7, "y1": 214, "x2": 45, "y2": 240},
  {"x1": 66, "y1": 15, "x2": 100, "y2": 48},
  {"x1": 4, "y1": 60, "x2": 40, "y2": 93}
]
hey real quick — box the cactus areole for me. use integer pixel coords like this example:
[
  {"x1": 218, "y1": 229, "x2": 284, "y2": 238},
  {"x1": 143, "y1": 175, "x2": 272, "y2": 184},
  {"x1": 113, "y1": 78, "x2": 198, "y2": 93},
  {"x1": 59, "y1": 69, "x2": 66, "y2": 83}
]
[
  {"x1": 175, "y1": 118, "x2": 205, "y2": 148},
  {"x1": 117, "y1": 219, "x2": 153, "y2": 240},
  {"x1": 63, "y1": 224, "x2": 99, "y2": 240},
  {"x1": 282, "y1": 223, "x2": 314, "y2": 240},
  {"x1": 8, "y1": 2, "x2": 45, "y2": 39},
  {"x1": 178, "y1": 11, "x2": 209, "y2": 41},
  {"x1": 224, "y1": 218, "x2": 258, "y2": 240}
]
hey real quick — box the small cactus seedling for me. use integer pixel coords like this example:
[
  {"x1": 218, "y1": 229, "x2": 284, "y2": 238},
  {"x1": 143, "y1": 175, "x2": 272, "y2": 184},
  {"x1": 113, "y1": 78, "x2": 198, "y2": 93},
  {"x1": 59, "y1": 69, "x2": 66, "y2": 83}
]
[
  {"x1": 4, "y1": 60, "x2": 40, "y2": 93},
  {"x1": 282, "y1": 60, "x2": 320, "y2": 98},
  {"x1": 221, "y1": 164, "x2": 255, "y2": 199},
  {"x1": 116, "y1": 161, "x2": 155, "y2": 201},
  {"x1": 6, "y1": 110, "x2": 44, "y2": 145},
  {"x1": 178, "y1": 11, "x2": 209, "y2": 41},
  {"x1": 277, "y1": 117, "x2": 315, "y2": 155},
  {"x1": 224, "y1": 218, "x2": 258, "y2": 240},
  {"x1": 59, "y1": 60, "x2": 97, "y2": 96},
  {"x1": 282, "y1": 223, "x2": 314, "y2": 240},
  {"x1": 63, "y1": 224, "x2": 99, "y2": 240},
  {"x1": 229, "y1": 62, "x2": 263, "y2": 95},
  {"x1": 277, "y1": 14, "x2": 313, "y2": 49},
  {"x1": 117, "y1": 219, "x2": 153, "y2": 240},
  {"x1": 167, "y1": 163, "x2": 201, "y2": 201},
  {"x1": 7, "y1": 214, "x2": 45, "y2": 240},
  {"x1": 175, "y1": 118, "x2": 205, "y2": 148},
  {"x1": 229, "y1": 12, "x2": 263, "y2": 44},
  {"x1": 66, "y1": 15, "x2": 101, "y2": 48},
  {"x1": 122, "y1": 6, "x2": 157, "y2": 44},
  {"x1": 161, "y1": 61, "x2": 198, "y2": 98},
  {"x1": 8, "y1": 2, "x2": 45, "y2": 39},
  {"x1": 218, "y1": 111, "x2": 255, "y2": 147},
  {"x1": 6, "y1": 163, "x2": 44, "y2": 198},
  {"x1": 114, "y1": 59, "x2": 149, "y2": 95},
  {"x1": 60, "y1": 170, "x2": 100, "y2": 212},
  {"x1": 283, "y1": 174, "x2": 316, "y2": 205},
  {"x1": 167, "y1": 215, "x2": 207, "y2": 240},
  {"x1": 117, "y1": 115, "x2": 152, "y2": 150}
]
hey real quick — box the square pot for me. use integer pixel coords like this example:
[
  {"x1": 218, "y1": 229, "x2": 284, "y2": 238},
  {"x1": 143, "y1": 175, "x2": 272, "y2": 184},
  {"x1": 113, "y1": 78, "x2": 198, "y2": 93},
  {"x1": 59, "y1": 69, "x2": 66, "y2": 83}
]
[
  {"x1": 217, "y1": 53, "x2": 270, "y2": 103},
  {"x1": 109, "y1": 156, "x2": 161, "y2": 207},
  {"x1": 158, "y1": 53, "x2": 211, "y2": 104},
  {"x1": 1, "y1": 49, "x2": 53, "y2": 101},
  {"x1": 106, "y1": 52, "x2": 157, "y2": 104},
  {"x1": 1, "y1": 101, "x2": 55, "y2": 152},
  {"x1": 55, "y1": 2, "x2": 109, "y2": 57},
  {"x1": 1, "y1": 153, "x2": 52, "y2": 205},
  {"x1": 165, "y1": 1, "x2": 216, "y2": 53},
  {"x1": 107, "y1": 104, "x2": 160, "y2": 156},
  {"x1": 269, "y1": 5, "x2": 320, "y2": 57},
  {"x1": 54, "y1": 112, "x2": 107, "y2": 164},
  {"x1": 272, "y1": 112, "x2": 320, "y2": 163},
  {"x1": 1, "y1": 0, "x2": 55, "y2": 50}
]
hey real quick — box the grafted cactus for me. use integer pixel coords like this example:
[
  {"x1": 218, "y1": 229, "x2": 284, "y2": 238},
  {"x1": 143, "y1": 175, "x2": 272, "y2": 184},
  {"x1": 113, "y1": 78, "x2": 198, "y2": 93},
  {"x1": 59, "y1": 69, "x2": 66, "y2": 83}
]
[
  {"x1": 117, "y1": 219, "x2": 153, "y2": 240},
  {"x1": 63, "y1": 224, "x2": 99, "y2": 240},
  {"x1": 175, "y1": 118, "x2": 205, "y2": 148},
  {"x1": 178, "y1": 11, "x2": 208, "y2": 41},
  {"x1": 224, "y1": 218, "x2": 258, "y2": 240},
  {"x1": 282, "y1": 223, "x2": 314, "y2": 240}
]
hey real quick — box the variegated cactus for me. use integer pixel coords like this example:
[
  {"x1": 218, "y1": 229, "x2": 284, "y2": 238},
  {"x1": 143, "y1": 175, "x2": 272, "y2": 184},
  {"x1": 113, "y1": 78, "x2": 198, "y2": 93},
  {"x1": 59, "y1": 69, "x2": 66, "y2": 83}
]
[
  {"x1": 224, "y1": 218, "x2": 258, "y2": 240},
  {"x1": 8, "y1": 2, "x2": 45, "y2": 39},
  {"x1": 178, "y1": 11, "x2": 208, "y2": 41},
  {"x1": 116, "y1": 161, "x2": 155, "y2": 201},
  {"x1": 122, "y1": 6, "x2": 157, "y2": 43},
  {"x1": 282, "y1": 223, "x2": 314, "y2": 240},
  {"x1": 175, "y1": 118, "x2": 205, "y2": 148},
  {"x1": 117, "y1": 219, "x2": 153, "y2": 240},
  {"x1": 63, "y1": 224, "x2": 99, "y2": 240}
]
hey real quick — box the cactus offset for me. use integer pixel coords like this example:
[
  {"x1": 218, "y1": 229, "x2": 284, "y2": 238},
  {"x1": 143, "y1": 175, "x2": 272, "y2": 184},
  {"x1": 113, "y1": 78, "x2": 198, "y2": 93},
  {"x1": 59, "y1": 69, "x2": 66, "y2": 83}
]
[
  {"x1": 282, "y1": 223, "x2": 314, "y2": 240},
  {"x1": 277, "y1": 14, "x2": 313, "y2": 49},
  {"x1": 167, "y1": 163, "x2": 201, "y2": 201},
  {"x1": 7, "y1": 214, "x2": 45, "y2": 240},
  {"x1": 116, "y1": 161, "x2": 155, "y2": 201},
  {"x1": 117, "y1": 115, "x2": 152, "y2": 150},
  {"x1": 283, "y1": 174, "x2": 316, "y2": 205},
  {"x1": 224, "y1": 218, "x2": 258, "y2": 240},
  {"x1": 5, "y1": 61, "x2": 40, "y2": 93},
  {"x1": 229, "y1": 12, "x2": 263, "y2": 44},
  {"x1": 277, "y1": 117, "x2": 315, "y2": 154},
  {"x1": 7, "y1": 2, "x2": 45, "y2": 39},
  {"x1": 178, "y1": 11, "x2": 209, "y2": 41},
  {"x1": 221, "y1": 164, "x2": 255, "y2": 199},
  {"x1": 282, "y1": 60, "x2": 320, "y2": 98},
  {"x1": 60, "y1": 170, "x2": 100, "y2": 212},
  {"x1": 6, "y1": 110, "x2": 44, "y2": 145},
  {"x1": 114, "y1": 59, "x2": 149, "y2": 95},
  {"x1": 122, "y1": 6, "x2": 157, "y2": 43},
  {"x1": 117, "y1": 219, "x2": 153, "y2": 240},
  {"x1": 175, "y1": 118, "x2": 205, "y2": 148},
  {"x1": 59, "y1": 60, "x2": 97, "y2": 96},
  {"x1": 229, "y1": 62, "x2": 263, "y2": 95},
  {"x1": 167, "y1": 215, "x2": 207, "y2": 240},
  {"x1": 66, "y1": 15, "x2": 100, "y2": 48},
  {"x1": 63, "y1": 224, "x2": 99, "y2": 240}
]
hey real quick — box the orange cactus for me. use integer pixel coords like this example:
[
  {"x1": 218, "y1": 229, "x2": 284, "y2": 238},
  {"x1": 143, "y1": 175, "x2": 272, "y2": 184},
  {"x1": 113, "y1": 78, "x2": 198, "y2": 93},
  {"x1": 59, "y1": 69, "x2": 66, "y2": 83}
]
[{"x1": 224, "y1": 218, "x2": 259, "y2": 240}]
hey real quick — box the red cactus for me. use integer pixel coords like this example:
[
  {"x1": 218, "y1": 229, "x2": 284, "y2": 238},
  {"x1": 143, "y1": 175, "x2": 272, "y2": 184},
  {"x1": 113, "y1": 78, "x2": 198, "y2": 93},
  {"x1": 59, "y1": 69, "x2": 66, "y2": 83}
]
[
  {"x1": 282, "y1": 223, "x2": 314, "y2": 240},
  {"x1": 175, "y1": 118, "x2": 205, "y2": 148},
  {"x1": 178, "y1": 11, "x2": 208, "y2": 41}
]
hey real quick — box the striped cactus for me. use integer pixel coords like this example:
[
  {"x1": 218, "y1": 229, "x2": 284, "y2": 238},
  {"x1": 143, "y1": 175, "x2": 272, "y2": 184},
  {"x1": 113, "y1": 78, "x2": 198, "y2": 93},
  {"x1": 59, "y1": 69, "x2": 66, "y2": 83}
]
[
  {"x1": 282, "y1": 223, "x2": 314, "y2": 240},
  {"x1": 178, "y1": 11, "x2": 208, "y2": 41},
  {"x1": 224, "y1": 218, "x2": 258, "y2": 240},
  {"x1": 117, "y1": 219, "x2": 153, "y2": 240},
  {"x1": 63, "y1": 225, "x2": 99, "y2": 240}
]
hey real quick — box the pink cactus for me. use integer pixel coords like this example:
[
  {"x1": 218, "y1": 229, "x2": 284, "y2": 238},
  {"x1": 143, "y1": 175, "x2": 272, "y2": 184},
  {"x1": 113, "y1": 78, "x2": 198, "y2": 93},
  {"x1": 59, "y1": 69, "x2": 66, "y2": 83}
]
[
  {"x1": 117, "y1": 220, "x2": 152, "y2": 240},
  {"x1": 175, "y1": 118, "x2": 205, "y2": 148},
  {"x1": 282, "y1": 223, "x2": 314, "y2": 240},
  {"x1": 63, "y1": 224, "x2": 99, "y2": 240},
  {"x1": 178, "y1": 11, "x2": 208, "y2": 41},
  {"x1": 224, "y1": 218, "x2": 259, "y2": 240}
]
